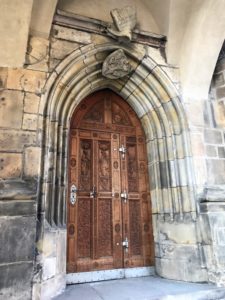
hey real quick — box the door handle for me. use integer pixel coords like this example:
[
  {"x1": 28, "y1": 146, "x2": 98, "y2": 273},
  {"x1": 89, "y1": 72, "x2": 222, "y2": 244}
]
[
  {"x1": 90, "y1": 186, "x2": 97, "y2": 198},
  {"x1": 70, "y1": 184, "x2": 78, "y2": 205}
]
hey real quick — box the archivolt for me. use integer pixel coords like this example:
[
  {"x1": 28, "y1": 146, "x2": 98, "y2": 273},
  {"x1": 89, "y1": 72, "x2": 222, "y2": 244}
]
[{"x1": 39, "y1": 42, "x2": 196, "y2": 226}]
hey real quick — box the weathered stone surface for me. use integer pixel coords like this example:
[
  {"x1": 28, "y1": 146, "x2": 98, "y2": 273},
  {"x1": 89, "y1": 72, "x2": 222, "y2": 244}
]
[
  {"x1": 52, "y1": 25, "x2": 91, "y2": 44},
  {"x1": 185, "y1": 101, "x2": 204, "y2": 126},
  {"x1": 108, "y1": 5, "x2": 136, "y2": 42},
  {"x1": 0, "y1": 130, "x2": 36, "y2": 151},
  {"x1": 155, "y1": 256, "x2": 208, "y2": 282},
  {"x1": 43, "y1": 257, "x2": 57, "y2": 280},
  {"x1": 204, "y1": 129, "x2": 223, "y2": 144},
  {"x1": 213, "y1": 72, "x2": 224, "y2": 87},
  {"x1": 215, "y1": 58, "x2": 225, "y2": 73},
  {"x1": 24, "y1": 93, "x2": 40, "y2": 114},
  {"x1": 191, "y1": 133, "x2": 205, "y2": 156},
  {"x1": 22, "y1": 113, "x2": 38, "y2": 130},
  {"x1": 0, "y1": 90, "x2": 23, "y2": 128},
  {"x1": 0, "y1": 262, "x2": 33, "y2": 300},
  {"x1": 6, "y1": 68, "x2": 46, "y2": 93},
  {"x1": 0, "y1": 67, "x2": 8, "y2": 89},
  {"x1": 206, "y1": 145, "x2": 217, "y2": 157},
  {"x1": 216, "y1": 86, "x2": 225, "y2": 99},
  {"x1": 212, "y1": 101, "x2": 225, "y2": 127},
  {"x1": 0, "y1": 216, "x2": 36, "y2": 263},
  {"x1": 56, "y1": 229, "x2": 67, "y2": 274},
  {"x1": 0, "y1": 153, "x2": 22, "y2": 179},
  {"x1": 24, "y1": 147, "x2": 41, "y2": 177},
  {"x1": 50, "y1": 38, "x2": 79, "y2": 60},
  {"x1": 0, "y1": 200, "x2": 36, "y2": 216},
  {"x1": 37, "y1": 273, "x2": 66, "y2": 300},
  {"x1": 207, "y1": 159, "x2": 225, "y2": 185},
  {"x1": 218, "y1": 147, "x2": 225, "y2": 158},
  {"x1": 0, "y1": 180, "x2": 37, "y2": 200},
  {"x1": 25, "y1": 36, "x2": 49, "y2": 72}
]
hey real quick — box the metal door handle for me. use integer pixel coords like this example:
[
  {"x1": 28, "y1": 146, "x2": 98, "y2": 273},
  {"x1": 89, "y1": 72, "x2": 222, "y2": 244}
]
[
  {"x1": 70, "y1": 184, "x2": 78, "y2": 205},
  {"x1": 90, "y1": 186, "x2": 97, "y2": 198}
]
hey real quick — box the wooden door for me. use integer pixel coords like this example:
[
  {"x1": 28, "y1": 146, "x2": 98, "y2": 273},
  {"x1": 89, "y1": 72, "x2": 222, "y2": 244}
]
[{"x1": 67, "y1": 90, "x2": 154, "y2": 273}]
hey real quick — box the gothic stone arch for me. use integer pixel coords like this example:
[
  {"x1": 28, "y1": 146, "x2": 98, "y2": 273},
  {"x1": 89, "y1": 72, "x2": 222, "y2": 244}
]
[{"x1": 35, "y1": 42, "x2": 208, "y2": 294}]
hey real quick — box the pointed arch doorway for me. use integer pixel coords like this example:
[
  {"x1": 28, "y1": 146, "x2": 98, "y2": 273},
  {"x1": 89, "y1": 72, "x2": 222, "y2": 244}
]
[{"x1": 67, "y1": 89, "x2": 154, "y2": 283}]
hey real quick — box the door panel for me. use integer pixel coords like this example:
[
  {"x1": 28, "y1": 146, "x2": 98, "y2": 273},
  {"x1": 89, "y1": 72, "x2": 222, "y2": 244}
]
[{"x1": 67, "y1": 89, "x2": 154, "y2": 274}]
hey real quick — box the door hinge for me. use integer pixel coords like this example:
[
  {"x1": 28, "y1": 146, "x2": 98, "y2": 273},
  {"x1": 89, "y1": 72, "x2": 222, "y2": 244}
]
[
  {"x1": 122, "y1": 237, "x2": 129, "y2": 252},
  {"x1": 121, "y1": 190, "x2": 128, "y2": 203},
  {"x1": 119, "y1": 145, "x2": 126, "y2": 159}
]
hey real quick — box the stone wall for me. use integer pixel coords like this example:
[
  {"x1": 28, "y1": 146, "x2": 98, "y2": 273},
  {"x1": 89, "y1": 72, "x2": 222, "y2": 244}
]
[
  {"x1": 0, "y1": 37, "x2": 48, "y2": 299},
  {"x1": 199, "y1": 45, "x2": 225, "y2": 286}
]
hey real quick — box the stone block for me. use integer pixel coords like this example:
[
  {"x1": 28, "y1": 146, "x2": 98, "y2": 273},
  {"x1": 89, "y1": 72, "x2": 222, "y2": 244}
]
[
  {"x1": 206, "y1": 145, "x2": 217, "y2": 157},
  {"x1": 193, "y1": 157, "x2": 207, "y2": 186},
  {"x1": 204, "y1": 129, "x2": 223, "y2": 144},
  {"x1": 218, "y1": 147, "x2": 225, "y2": 158},
  {"x1": 191, "y1": 133, "x2": 205, "y2": 156},
  {"x1": 155, "y1": 216, "x2": 197, "y2": 244},
  {"x1": 0, "y1": 216, "x2": 36, "y2": 263},
  {"x1": 155, "y1": 256, "x2": 208, "y2": 282},
  {"x1": 0, "y1": 130, "x2": 36, "y2": 152},
  {"x1": 52, "y1": 25, "x2": 92, "y2": 44},
  {"x1": 207, "y1": 159, "x2": 225, "y2": 185},
  {"x1": 212, "y1": 101, "x2": 225, "y2": 127},
  {"x1": 0, "y1": 90, "x2": 23, "y2": 128},
  {"x1": 25, "y1": 36, "x2": 49, "y2": 72},
  {"x1": 42, "y1": 230, "x2": 57, "y2": 258},
  {"x1": 39, "y1": 273, "x2": 66, "y2": 300},
  {"x1": 184, "y1": 101, "x2": 204, "y2": 127},
  {"x1": 213, "y1": 72, "x2": 224, "y2": 87},
  {"x1": 0, "y1": 152, "x2": 22, "y2": 179},
  {"x1": 42, "y1": 257, "x2": 57, "y2": 280},
  {"x1": 24, "y1": 93, "x2": 40, "y2": 114},
  {"x1": 6, "y1": 68, "x2": 46, "y2": 93},
  {"x1": 56, "y1": 229, "x2": 67, "y2": 274},
  {"x1": 216, "y1": 86, "x2": 225, "y2": 99},
  {"x1": 24, "y1": 147, "x2": 41, "y2": 177},
  {"x1": 22, "y1": 113, "x2": 38, "y2": 130},
  {"x1": 0, "y1": 262, "x2": 33, "y2": 300},
  {"x1": 0, "y1": 67, "x2": 8, "y2": 89},
  {"x1": 50, "y1": 38, "x2": 79, "y2": 60},
  {"x1": 0, "y1": 200, "x2": 36, "y2": 217}
]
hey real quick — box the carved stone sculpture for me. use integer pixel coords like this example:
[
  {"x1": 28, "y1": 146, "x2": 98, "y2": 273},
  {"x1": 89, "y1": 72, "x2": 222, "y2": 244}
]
[
  {"x1": 102, "y1": 49, "x2": 133, "y2": 79},
  {"x1": 108, "y1": 6, "x2": 136, "y2": 42}
]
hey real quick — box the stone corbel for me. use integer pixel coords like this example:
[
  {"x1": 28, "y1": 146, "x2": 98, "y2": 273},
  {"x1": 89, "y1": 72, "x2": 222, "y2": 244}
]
[{"x1": 107, "y1": 6, "x2": 136, "y2": 42}]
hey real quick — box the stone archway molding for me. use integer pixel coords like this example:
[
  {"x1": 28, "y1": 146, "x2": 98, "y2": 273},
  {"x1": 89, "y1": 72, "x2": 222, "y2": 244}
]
[{"x1": 38, "y1": 42, "x2": 196, "y2": 228}]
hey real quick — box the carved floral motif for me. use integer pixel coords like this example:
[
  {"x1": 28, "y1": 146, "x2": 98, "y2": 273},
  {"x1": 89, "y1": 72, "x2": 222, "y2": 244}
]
[{"x1": 102, "y1": 49, "x2": 133, "y2": 79}]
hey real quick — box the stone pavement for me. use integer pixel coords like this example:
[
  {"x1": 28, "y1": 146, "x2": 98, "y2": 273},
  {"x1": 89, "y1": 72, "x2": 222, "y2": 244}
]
[{"x1": 53, "y1": 276, "x2": 225, "y2": 300}]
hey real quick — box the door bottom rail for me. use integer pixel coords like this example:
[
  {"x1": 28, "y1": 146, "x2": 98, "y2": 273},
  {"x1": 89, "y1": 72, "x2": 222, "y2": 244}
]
[{"x1": 66, "y1": 266, "x2": 155, "y2": 284}]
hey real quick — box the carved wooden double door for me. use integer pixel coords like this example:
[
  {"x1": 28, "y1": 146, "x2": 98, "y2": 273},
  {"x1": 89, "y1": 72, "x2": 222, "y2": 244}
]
[{"x1": 67, "y1": 90, "x2": 154, "y2": 274}]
